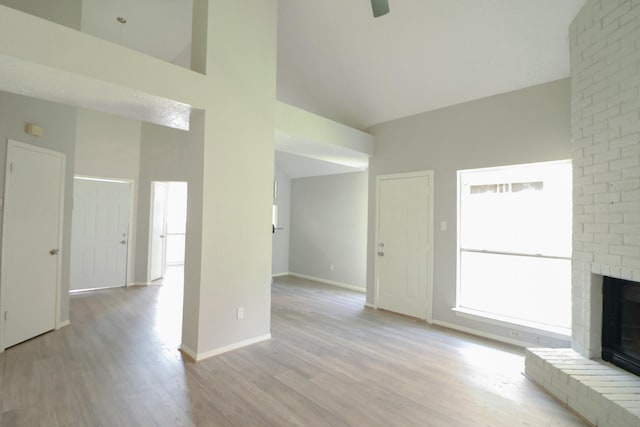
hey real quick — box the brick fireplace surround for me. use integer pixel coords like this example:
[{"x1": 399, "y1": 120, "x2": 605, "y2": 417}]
[{"x1": 524, "y1": 0, "x2": 640, "y2": 425}]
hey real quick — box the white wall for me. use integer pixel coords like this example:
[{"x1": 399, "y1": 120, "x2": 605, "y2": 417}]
[
  {"x1": 187, "y1": 0, "x2": 277, "y2": 356},
  {"x1": 368, "y1": 79, "x2": 572, "y2": 346},
  {"x1": 290, "y1": 171, "x2": 368, "y2": 290},
  {"x1": 0, "y1": 91, "x2": 77, "y2": 325},
  {"x1": 272, "y1": 164, "x2": 291, "y2": 275},
  {"x1": 75, "y1": 109, "x2": 141, "y2": 179}
]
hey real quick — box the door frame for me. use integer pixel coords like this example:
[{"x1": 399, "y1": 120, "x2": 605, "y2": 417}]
[
  {"x1": 148, "y1": 181, "x2": 169, "y2": 283},
  {"x1": 373, "y1": 170, "x2": 434, "y2": 323},
  {"x1": 71, "y1": 175, "x2": 135, "y2": 290},
  {"x1": 0, "y1": 140, "x2": 66, "y2": 351}
]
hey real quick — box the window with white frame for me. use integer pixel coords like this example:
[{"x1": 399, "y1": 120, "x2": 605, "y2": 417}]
[{"x1": 456, "y1": 160, "x2": 572, "y2": 334}]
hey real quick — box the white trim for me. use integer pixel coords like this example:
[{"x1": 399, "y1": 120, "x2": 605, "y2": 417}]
[
  {"x1": 458, "y1": 158, "x2": 573, "y2": 176},
  {"x1": 364, "y1": 302, "x2": 377, "y2": 309},
  {"x1": 374, "y1": 170, "x2": 435, "y2": 323},
  {"x1": 56, "y1": 320, "x2": 70, "y2": 329},
  {"x1": 74, "y1": 175, "x2": 131, "y2": 184},
  {"x1": 0, "y1": 140, "x2": 66, "y2": 351},
  {"x1": 432, "y1": 319, "x2": 533, "y2": 348},
  {"x1": 69, "y1": 284, "x2": 126, "y2": 294},
  {"x1": 129, "y1": 282, "x2": 151, "y2": 287},
  {"x1": 452, "y1": 307, "x2": 571, "y2": 339},
  {"x1": 271, "y1": 272, "x2": 290, "y2": 278},
  {"x1": 288, "y1": 272, "x2": 366, "y2": 293},
  {"x1": 182, "y1": 334, "x2": 272, "y2": 362},
  {"x1": 179, "y1": 344, "x2": 198, "y2": 361}
]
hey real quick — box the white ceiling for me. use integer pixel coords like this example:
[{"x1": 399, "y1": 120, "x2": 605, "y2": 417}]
[
  {"x1": 77, "y1": 0, "x2": 586, "y2": 131},
  {"x1": 277, "y1": 0, "x2": 586, "y2": 130},
  {"x1": 275, "y1": 150, "x2": 366, "y2": 179}
]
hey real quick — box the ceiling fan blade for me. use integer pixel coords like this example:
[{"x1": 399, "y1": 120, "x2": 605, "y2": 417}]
[{"x1": 371, "y1": 0, "x2": 390, "y2": 17}]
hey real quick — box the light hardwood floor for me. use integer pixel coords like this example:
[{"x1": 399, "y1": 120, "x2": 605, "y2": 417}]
[{"x1": 0, "y1": 272, "x2": 586, "y2": 426}]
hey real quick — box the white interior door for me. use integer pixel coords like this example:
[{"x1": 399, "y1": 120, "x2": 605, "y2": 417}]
[
  {"x1": 150, "y1": 182, "x2": 169, "y2": 282},
  {"x1": 70, "y1": 178, "x2": 131, "y2": 291},
  {"x1": 1, "y1": 140, "x2": 65, "y2": 349},
  {"x1": 376, "y1": 172, "x2": 432, "y2": 320}
]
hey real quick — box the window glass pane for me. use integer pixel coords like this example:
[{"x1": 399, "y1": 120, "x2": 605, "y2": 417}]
[
  {"x1": 460, "y1": 162, "x2": 571, "y2": 257},
  {"x1": 459, "y1": 251, "x2": 571, "y2": 329}
]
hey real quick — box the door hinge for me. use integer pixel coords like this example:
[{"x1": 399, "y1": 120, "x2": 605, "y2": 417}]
[
  {"x1": 9, "y1": 162, "x2": 14, "y2": 173},
  {"x1": 3, "y1": 311, "x2": 7, "y2": 321}
]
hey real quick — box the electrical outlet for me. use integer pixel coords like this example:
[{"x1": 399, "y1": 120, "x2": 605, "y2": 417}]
[
  {"x1": 329, "y1": 264, "x2": 334, "y2": 272},
  {"x1": 236, "y1": 307, "x2": 244, "y2": 320}
]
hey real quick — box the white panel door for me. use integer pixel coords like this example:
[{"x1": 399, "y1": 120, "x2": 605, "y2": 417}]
[
  {"x1": 376, "y1": 173, "x2": 431, "y2": 319},
  {"x1": 70, "y1": 178, "x2": 130, "y2": 291},
  {"x1": 150, "y1": 182, "x2": 168, "y2": 282},
  {"x1": 1, "y1": 141, "x2": 64, "y2": 348}
]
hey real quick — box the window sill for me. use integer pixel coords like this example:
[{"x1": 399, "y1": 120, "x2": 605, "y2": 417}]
[{"x1": 452, "y1": 307, "x2": 571, "y2": 341}]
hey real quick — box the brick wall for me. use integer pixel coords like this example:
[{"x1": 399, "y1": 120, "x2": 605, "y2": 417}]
[{"x1": 571, "y1": 0, "x2": 640, "y2": 358}]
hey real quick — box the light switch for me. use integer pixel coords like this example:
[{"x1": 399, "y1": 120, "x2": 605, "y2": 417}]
[{"x1": 440, "y1": 221, "x2": 447, "y2": 231}]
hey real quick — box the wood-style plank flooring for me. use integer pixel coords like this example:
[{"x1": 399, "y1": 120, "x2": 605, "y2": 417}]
[{"x1": 0, "y1": 270, "x2": 586, "y2": 426}]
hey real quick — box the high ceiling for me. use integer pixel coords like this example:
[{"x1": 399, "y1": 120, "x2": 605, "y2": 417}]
[
  {"x1": 277, "y1": 0, "x2": 586, "y2": 130},
  {"x1": 79, "y1": 0, "x2": 585, "y2": 131}
]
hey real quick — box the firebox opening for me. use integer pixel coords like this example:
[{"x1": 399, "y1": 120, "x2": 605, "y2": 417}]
[{"x1": 602, "y1": 276, "x2": 640, "y2": 377}]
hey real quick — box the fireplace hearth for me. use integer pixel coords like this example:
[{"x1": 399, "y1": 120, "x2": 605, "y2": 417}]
[{"x1": 602, "y1": 276, "x2": 640, "y2": 377}]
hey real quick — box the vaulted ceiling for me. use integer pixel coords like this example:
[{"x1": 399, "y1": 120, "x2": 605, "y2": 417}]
[
  {"x1": 79, "y1": 0, "x2": 585, "y2": 131},
  {"x1": 276, "y1": 0, "x2": 586, "y2": 130}
]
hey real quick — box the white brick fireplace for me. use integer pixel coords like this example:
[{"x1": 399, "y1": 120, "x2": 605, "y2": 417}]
[{"x1": 525, "y1": 0, "x2": 640, "y2": 425}]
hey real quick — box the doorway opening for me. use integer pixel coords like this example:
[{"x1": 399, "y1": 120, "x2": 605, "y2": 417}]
[
  {"x1": 149, "y1": 181, "x2": 187, "y2": 284},
  {"x1": 148, "y1": 181, "x2": 187, "y2": 347}
]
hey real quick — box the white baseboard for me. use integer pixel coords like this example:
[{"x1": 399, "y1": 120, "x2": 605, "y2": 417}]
[
  {"x1": 364, "y1": 302, "x2": 377, "y2": 309},
  {"x1": 69, "y1": 284, "x2": 126, "y2": 294},
  {"x1": 180, "y1": 334, "x2": 272, "y2": 362},
  {"x1": 288, "y1": 272, "x2": 366, "y2": 293},
  {"x1": 129, "y1": 282, "x2": 151, "y2": 287},
  {"x1": 271, "y1": 272, "x2": 290, "y2": 277},
  {"x1": 56, "y1": 320, "x2": 71, "y2": 329},
  {"x1": 431, "y1": 319, "x2": 531, "y2": 348},
  {"x1": 179, "y1": 344, "x2": 198, "y2": 361}
]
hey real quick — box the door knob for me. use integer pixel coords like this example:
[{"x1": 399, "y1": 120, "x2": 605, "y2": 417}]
[
  {"x1": 377, "y1": 251, "x2": 384, "y2": 256},
  {"x1": 49, "y1": 249, "x2": 59, "y2": 255}
]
